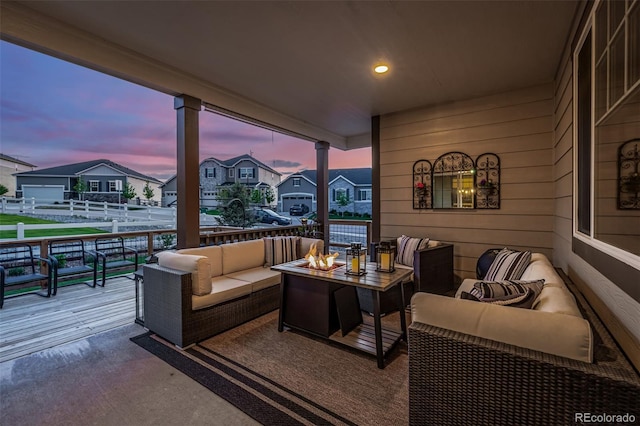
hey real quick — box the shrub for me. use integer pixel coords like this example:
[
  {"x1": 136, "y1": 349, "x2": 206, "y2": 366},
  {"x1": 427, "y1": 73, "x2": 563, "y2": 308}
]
[{"x1": 54, "y1": 254, "x2": 67, "y2": 269}]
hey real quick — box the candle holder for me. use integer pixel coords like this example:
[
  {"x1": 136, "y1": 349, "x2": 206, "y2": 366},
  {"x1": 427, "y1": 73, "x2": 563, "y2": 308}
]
[
  {"x1": 375, "y1": 241, "x2": 396, "y2": 273},
  {"x1": 345, "y1": 242, "x2": 367, "y2": 276}
]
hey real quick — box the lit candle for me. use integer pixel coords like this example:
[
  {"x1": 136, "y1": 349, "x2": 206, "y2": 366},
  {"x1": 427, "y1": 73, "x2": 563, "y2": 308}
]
[
  {"x1": 351, "y1": 257, "x2": 359, "y2": 272},
  {"x1": 380, "y1": 252, "x2": 390, "y2": 270}
]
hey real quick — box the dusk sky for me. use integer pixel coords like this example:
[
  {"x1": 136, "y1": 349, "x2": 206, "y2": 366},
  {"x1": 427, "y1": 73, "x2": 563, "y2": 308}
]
[{"x1": 0, "y1": 41, "x2": 371, "y2": 181}]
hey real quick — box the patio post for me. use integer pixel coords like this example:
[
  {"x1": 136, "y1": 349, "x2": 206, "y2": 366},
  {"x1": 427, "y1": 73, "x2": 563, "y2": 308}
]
[
  {"x1": 174, "y1": 94, "x2": 201, "y2": 249},
  {"x1": 316, "y1": 141, "x2": 330, "y2": 251}
]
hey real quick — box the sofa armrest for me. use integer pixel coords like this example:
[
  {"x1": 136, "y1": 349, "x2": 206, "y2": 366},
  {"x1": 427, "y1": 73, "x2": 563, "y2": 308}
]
[
  {"x1": 143, "y1": 264, "x2": 193, "y2": 347},
  {"x1": 411, "y1": 292, "x2": 593, "y2": 362},
  {"x1": 413, "y1": 243, "x2": 453, "y2": 294}
]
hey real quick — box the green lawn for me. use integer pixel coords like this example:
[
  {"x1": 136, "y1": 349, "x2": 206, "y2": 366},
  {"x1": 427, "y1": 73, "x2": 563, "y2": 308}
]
[{"x1": 0, "y1": 214, "x2": 107, "y2": 239}]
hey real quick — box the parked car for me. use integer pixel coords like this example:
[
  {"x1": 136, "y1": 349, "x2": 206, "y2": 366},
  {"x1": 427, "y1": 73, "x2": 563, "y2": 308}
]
[
  {"x1": 289, "y1": 203, "x2": 310, "y2": 216},
  {"x1": 253, "y1": 209, "x2": 292, "y2": 226}
]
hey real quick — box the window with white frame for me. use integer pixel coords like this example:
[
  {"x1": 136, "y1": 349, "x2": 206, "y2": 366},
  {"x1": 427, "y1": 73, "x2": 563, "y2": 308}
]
[
  {"x1": 574, "y1": 0, "x2": 640, "y2": 260},
  {"x1": 240, "y1": 168, "x2": 254, "y2": 179},
  {"x1": 228, "y1": 168, "x2": 234, "y2": 178},
  {"x1": 358, "y1": 189, "x2": 372, "y2": 201},
  {"x1": 293, "y1": 178, "x2": 301, "y2": 187},
  {"x1": 108, "y1": 181, "x2": 118, "y2": 192},
  {"x1": 205, "y1": 167, "x2": 216, "y2": 178},
  {"x1": 89, "y1": 181, "x2": 99, "y2": 192}
]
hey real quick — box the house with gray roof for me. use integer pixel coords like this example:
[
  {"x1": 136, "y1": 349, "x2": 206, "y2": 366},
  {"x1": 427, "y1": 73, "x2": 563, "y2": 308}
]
[
  {"x1": 277, "y1": 168, "x2": 372, "y2": 216},
  {"x1": 14, "y1": 159, "x2": 163, "y2": 204},
  {"x1": 160, "y1": 154, "x2": 281, "y2": 208}
]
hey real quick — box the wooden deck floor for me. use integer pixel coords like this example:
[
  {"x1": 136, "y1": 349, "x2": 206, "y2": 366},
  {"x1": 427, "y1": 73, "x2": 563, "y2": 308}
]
[{"x1": 0, "y1": 275, "x2": 137, "y2": 363}]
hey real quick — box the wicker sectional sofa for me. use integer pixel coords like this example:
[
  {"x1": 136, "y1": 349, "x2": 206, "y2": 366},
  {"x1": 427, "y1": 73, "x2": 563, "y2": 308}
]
[
  {"x1": 143, "y1": 236, "x2": 322, "y2": 347},
  {"x1": 409, "y1": 253, "x2": 640, "y2": 425}
]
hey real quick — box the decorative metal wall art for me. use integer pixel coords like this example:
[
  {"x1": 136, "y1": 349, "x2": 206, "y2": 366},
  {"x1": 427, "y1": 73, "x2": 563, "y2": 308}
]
[
  {"x1": 618, "y1": 139, "x2": 640, "y2": 210},
  {"x1": 410, "y1": 152, "x2": 501, "y2": 210},
  {"x1": 475, "y1": 153, "x2": 501, "y2": 209},
  {"x1": 413, "y1": 159, "x2": 432, "y2": 209}
]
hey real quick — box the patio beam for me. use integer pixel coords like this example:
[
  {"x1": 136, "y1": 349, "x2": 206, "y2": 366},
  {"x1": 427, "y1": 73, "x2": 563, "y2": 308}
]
[{"x1": 175, "y1": 94, "x2": 201, "y2": 249}]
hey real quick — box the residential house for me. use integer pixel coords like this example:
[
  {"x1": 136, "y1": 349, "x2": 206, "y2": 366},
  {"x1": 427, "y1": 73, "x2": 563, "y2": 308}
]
[
  {"x1": 161, "y1": 154, "x2": 281, "y2": 207},
  {"x1": 0, "y1": 153, "x2": 36, "y2": 197},
  {"x1": 14, "y1": 159, "x2": 163, "y2": 204},
  {"x1": 277, "y1": 168, "x2": 372, "y2": 215}
]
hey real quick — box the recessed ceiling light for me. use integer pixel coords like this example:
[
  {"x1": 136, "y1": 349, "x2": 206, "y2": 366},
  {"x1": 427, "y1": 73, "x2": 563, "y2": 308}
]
[{"x1": 374, "y1": 64, "x2": 389, "y2": 74}]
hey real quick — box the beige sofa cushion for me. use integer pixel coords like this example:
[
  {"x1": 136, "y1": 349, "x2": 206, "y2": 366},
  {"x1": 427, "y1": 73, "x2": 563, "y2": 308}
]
[
  {"x1": 520, "y1": 253, "x2": 565, "y2": 288},
  {"x1": 535, "y1": 286, "x2": 583, "y2": 318},
  {"x1": 157, "y1": 251, "x2": 212, "y2": 296},
  {"x1": 227, "y1": 267, "x2": 281, "y2": 292},
  {"x1": 222, "y1": 240, "x2": 265, "y2": 275},
  {"x1": 300, "y1": 237, "x2": 324, "y2": 257},
  {"x1": 177, "y1": 246, "x2": 223, "y2": 277},
  {"x1": 192, "y1": 276, "x2": 252, "y2": 310},
  {"x1": 412, "y1": 292, "x2": 593, "y2": 362}
]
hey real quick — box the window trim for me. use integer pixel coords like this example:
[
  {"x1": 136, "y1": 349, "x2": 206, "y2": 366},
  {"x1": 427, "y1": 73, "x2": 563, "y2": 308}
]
[
  {"x1": 239, "y1": 167, "x2": 254, "y2": 179},
  {"x1": 572, "y1": 0, "x2": 640, "y2": 271},
  {"x1": 89, "y1": 180, "x2": 99, "y2": 192}
]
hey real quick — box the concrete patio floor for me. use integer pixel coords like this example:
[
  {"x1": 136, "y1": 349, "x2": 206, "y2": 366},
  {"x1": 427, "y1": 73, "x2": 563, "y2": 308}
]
[{"x1": 0, "y1": 277, "x2": 258, "y2": 426}]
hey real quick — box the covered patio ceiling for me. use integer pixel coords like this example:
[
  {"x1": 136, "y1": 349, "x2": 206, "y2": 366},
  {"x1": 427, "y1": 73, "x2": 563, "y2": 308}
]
[{"x1": 1, "y1": 1, "x2": 580, "y2": 150}]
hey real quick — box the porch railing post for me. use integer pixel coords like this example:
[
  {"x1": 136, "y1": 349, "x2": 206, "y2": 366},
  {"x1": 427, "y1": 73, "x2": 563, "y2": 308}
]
[
  {"x1": 85, "y1": 200, "x2": 89, "y2": 218},
  {"x1": 112, "y1": 219, "x2": 118, "y2": 233},
  {"x1": 124, "y1": 203, "x2": 129, "y2": 222},
  {"x1": 17, "y1": 222, "x2": 25, "y2": 240},
  {"x1": 70, "y1": 199, "x2": 74, "y2": 215},
  {"x1": 1, "y1": 197, "x2": 5, "y2": 213},
  {"x1": 104, "y1": 202, "x2": 108, "y2": 219}
]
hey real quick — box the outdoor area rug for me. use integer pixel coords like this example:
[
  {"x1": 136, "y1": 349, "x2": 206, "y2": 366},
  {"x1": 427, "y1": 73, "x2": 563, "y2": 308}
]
[{"x1": 131, "y1": 310, "x2": 409, "y2": 426}]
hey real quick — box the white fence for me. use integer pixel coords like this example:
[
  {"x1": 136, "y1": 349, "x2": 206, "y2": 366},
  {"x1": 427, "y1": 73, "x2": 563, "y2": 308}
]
[
  {"x1": 0, "y1": 197, "x2": 219, "y2": 240},
  {"x1": 1, "y1": 197, "x2": 177, "y2": 221}
]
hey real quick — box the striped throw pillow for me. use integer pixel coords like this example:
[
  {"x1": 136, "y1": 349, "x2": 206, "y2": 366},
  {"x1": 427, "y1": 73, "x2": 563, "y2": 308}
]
[
  {"x1": 470, "y1": 279, "x2": 545, "y2": 300},
  {"x1": 483, "y1": 248, "x2": 531, "y2": 281},
  {"x1": 396, "y1": 235, "x2": 430, "y2": 267},
  {"x1": 462, "y1": 288, "x2": 537, "y2": 309},
  {"x1": 264, "y1": 236, "x2": 300, "y2": 266}
]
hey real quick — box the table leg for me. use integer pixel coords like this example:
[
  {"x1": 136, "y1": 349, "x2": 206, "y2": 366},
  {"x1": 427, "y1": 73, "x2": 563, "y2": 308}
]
[
  {"x1": 373, "y1": 291, "x2": 384, "y2": 369},
  {"x1": 399, "y1": 282, "x2": 407, "y2": 341},
  {"x1": 278, "y1": 277, "x2": 285, "y2": 332}
]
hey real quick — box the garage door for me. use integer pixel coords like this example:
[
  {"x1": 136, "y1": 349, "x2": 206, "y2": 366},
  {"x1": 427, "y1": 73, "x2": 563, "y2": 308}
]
[
  {"x1": 22, "y1": 185, "x2": 65, "y2": 202},
  {"x1": 282, "y1": 195, "x2": 312, "y2": 213}
]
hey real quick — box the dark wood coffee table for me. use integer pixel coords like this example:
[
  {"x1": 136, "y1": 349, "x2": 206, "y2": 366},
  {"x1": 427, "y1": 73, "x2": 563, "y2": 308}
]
[{"x1": 272, "y1": 259, "x2": 412, "y2": 369}]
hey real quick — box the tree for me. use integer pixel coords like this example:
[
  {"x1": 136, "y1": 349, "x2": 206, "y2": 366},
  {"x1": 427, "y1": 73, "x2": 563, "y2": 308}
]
[
  {"x1": 0, "y1": 184, "x2": 8, "y2": 196},
  {"x1": 250, "y1": 189, "x2": 263, "y2": 205},
  {"x1": 336, "y1": 190, "x2": 352, "y2": 217},
  {"x1": 143, "y1": 181, "x2": 155, "y2": 204},
  {"x1": 73, "y1": 177, "x2": 87, "y2": 201},
  {"x1": 264, "y1": 187, "x2": 275, "y2": 207},
  {"x1": 122, "y1": 182, "x2": 136, "y2": 202},
  {"x1": 215, "y1": 183, "x2": 254, "y2": 228}
]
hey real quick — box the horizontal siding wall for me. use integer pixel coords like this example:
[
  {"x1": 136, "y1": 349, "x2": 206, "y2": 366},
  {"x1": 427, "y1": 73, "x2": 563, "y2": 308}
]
[{"x1": 379, "y1": 84, "x2": 555, "y2": 282}]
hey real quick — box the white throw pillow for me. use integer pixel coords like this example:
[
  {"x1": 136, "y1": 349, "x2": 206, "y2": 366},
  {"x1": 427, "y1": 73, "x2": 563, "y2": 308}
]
[{"x1": 396, "y1": 235, "x2": 430, "y2": 267}]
